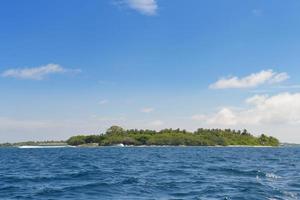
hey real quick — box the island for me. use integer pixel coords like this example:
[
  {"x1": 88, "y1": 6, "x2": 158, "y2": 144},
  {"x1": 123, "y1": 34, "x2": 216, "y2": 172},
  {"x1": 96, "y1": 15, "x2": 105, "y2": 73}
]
[
  {"x1": 0, "y1": 126, "x2": 280, "y2": 147},
  {"x1": 66, "y1": 126, "x2": 279, "y2": 147}
]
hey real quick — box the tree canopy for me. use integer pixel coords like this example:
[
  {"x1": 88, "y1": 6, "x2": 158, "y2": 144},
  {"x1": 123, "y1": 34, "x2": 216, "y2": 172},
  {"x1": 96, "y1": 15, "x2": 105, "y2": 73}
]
[{"x1": 66, "y1": 126, "x2": 279, "y2": 147}]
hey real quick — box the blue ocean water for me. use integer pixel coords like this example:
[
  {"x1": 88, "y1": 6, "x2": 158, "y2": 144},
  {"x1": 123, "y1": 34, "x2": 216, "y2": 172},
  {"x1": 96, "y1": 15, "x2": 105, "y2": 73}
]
[{"x1": 0, "y1": 147, "x2": 299, "y2": 200}]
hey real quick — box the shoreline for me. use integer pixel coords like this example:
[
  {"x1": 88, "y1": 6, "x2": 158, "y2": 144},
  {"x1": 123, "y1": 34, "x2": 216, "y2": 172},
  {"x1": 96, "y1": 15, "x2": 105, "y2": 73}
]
[{"x1": 1, "y1": 145, "x2": 281, "y2": 149}]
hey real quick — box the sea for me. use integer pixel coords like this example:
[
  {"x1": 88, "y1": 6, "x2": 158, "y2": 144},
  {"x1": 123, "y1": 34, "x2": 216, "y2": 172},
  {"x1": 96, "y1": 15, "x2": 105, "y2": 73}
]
[{"x1": 0, "y1": 147, "x2": 299, "y2": 200}]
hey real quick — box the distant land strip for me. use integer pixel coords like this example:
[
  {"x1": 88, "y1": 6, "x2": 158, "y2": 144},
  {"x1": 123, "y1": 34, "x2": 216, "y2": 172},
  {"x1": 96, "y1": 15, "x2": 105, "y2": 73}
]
[{"x1": 0, "y1": 126, "x2": 280, "y2": 147}]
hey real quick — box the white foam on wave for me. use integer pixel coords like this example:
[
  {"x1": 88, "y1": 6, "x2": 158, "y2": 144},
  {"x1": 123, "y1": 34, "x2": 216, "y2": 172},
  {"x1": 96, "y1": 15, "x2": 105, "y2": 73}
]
[{"x1": 266, "y1": 173, "x2": 281, "y2": 179}]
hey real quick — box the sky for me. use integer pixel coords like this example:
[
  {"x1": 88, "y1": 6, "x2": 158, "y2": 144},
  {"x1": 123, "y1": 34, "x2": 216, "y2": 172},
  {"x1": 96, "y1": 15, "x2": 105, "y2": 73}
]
[{"x1": 1, "y1": 0, "x2": 300, "y2": 143}]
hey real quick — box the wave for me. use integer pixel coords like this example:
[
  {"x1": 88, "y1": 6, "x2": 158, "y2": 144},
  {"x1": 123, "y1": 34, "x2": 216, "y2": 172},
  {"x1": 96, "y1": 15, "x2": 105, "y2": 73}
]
[
  {"x1": 265, "y1": 173, "x2": 281, "y2": 179},
  {"x1": 0, "y1": 147, "x2": 299, "y2": 200}
]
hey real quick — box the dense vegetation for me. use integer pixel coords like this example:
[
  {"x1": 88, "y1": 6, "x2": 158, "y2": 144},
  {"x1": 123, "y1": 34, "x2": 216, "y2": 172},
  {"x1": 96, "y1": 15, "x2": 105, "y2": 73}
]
[{"x1": 66, "y1": 126, "x2": 279, "y2": 147}]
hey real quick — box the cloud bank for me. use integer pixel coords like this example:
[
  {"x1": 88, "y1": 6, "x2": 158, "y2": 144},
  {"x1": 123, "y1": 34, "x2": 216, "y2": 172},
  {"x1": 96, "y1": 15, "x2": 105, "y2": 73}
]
[
  {"x1": 210, "y1": 69, "x2": 289, "y2": 89},
  {"x1": 193, "y1": 93, "x2": 300, "y2": 126}
]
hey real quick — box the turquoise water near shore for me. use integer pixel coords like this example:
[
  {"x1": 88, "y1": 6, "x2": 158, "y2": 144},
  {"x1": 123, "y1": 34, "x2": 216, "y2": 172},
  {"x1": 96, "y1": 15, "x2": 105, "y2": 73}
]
[{"x1": 0, "y1": 147, "x2": 299, "y2": 199}]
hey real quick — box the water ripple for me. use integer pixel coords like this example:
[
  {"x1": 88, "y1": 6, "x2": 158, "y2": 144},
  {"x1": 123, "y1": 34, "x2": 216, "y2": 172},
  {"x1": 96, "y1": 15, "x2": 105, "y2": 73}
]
[{"x1": 0, "y1": 147, "x2": 299, "y2": 199}]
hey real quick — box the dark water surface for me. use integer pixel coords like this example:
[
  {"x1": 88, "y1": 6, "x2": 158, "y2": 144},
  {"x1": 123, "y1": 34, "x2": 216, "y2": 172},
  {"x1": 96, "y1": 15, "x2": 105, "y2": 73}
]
[{"x1": 0, "y1": 147, "x2": 299, "y2": 200}]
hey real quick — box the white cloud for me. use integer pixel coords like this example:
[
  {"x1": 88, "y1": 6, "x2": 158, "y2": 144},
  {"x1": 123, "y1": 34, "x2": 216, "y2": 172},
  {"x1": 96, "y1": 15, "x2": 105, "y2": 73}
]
[
  {"x1": 1, "y1": 64, "x2": 80, "y2": 80},
  {"x1": 245, "y1": 94, "x2": 268, "y2": 105},
  {"x1": 210, "y1": 69, "x2": 289, "y2": 89},
  {"x1": 141, "y1": 107, "x2": 154, "y2": 113},
  {"x1": 195, "y1": 93, "x2": 300, "y2": 126},
  {"x1": 206, "y1": 108, "x2": 238, "y2": 126},
  {"x1": 122, "y1": 0, "x2": 158, "y2": 15},
  {"x1": 99, "y1": 99, "x2": 109, "y2": 105},
  {"x1": 269, "y1": 72, "x2": 289, "y2": 84}
]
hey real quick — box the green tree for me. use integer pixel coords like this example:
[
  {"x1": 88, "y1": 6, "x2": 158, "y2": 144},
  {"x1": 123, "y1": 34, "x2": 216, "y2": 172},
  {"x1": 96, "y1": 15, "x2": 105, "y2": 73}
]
[
  {"x1": 67, "y1": 136, "x2": 86, "y2": 146},
  {"x1": 106, "y1": 126, "x2": 124, "y2": 135}
]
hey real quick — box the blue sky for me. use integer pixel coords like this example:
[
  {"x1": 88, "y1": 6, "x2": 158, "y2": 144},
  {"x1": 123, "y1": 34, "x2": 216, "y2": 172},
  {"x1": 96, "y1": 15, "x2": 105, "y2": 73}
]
[{"x1": 1, "y1": 0, "x2": 300, "y2": 142}]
